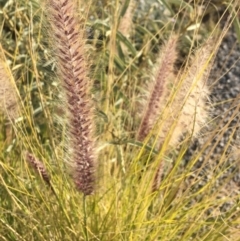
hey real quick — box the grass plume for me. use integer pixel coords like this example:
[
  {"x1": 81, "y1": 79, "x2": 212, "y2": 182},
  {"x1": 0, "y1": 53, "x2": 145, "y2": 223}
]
[
  {"x1": 137, "y1": 35, "x2": 178, "y2": 143},
  {"x1": 0, "y1": 45, "x2": 19, "y2": 121},
  {"x1": 150, "y1": 37, "x2": 216, "y2": 190},
  {"x1": 118, "y1": 0, "x2": 134, "y2": 38},
  {"x1": 45, "y1": 0, "x2": 96, "y2": 195},
  {"x1": 138, "y1": 36, "x2": 215, "y2": 150},
  {"x1": 161, "y1": 37, "x2": 215, "y2": 147},
  {"x1": 25, "y1": 152, "x2": 51, "y2": 188},
  {"x1": 118, "y1": 0, "x2": 135, "y2": 54}
]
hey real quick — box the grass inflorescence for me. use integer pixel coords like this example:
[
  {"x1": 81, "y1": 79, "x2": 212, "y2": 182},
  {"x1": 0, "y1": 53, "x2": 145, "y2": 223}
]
[{"x1": 45, "y1": 0, "x2": 96, "y2": 195}]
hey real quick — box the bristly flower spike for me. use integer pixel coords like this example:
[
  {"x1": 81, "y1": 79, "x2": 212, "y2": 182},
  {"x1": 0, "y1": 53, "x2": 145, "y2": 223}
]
[
  {"x1": 0, "y1": 45, "x2": 19, "y2": 121},
  {"x1": 137, "y1": 35, "x2": 178, "y2": 142},
  {"x1": 25, "y1": 152, "x2": 51, "y2": 186},
  {"x1": 45, "y1": 0, "x2": 96, "y2": 195}
]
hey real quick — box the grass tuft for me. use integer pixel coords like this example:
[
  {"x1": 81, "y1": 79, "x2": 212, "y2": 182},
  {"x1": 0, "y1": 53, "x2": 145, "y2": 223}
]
[{"x1": 0, "y1": 0, "x2": 239, "y2": 240}]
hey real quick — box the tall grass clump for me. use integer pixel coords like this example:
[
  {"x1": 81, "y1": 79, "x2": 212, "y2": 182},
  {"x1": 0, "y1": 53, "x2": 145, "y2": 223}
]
[{"x1": 0, "y1": 0, "x2": 240, "y2": 240}]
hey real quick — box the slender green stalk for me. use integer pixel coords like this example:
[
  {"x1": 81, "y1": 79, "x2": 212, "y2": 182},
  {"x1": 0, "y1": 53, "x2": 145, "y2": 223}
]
[{"x1": 83, "y1": 195, "x2": 89, "y2": 241}]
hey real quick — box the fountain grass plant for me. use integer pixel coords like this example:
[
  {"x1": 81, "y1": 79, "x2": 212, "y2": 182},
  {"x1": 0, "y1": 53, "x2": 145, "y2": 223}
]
[{"x1": 0, "y1": 0, "x2": 240, "y2": 240}]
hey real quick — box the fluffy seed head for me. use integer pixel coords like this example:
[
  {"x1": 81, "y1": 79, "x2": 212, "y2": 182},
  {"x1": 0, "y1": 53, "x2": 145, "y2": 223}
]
[
  {"x1": 25, "y1": 152, "x2": 51, "y2": 186},
  {"x1": 152, "y1": 160, "x2": 164, "y2": 192},
  {"x1": 137, "y1": 35, "x2": 178, "y2": 142},
  {"x1": 45, "y1": 0, "x2": 96, "y2": 195},
  {"x1": 157, "y1": 39, "x2": 214, "y2": 148},
  {"x1": 118, "y1": 0, "x2": 135, "y2": 38},
  {"x1": 0, "y1": 46, "x2": 19, "y2": 120},
  {"x1": 138, "y1": 36, "x2": 215, "y2": 150}
]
